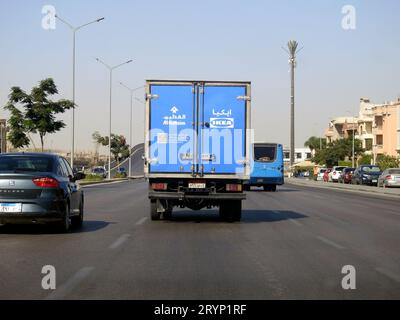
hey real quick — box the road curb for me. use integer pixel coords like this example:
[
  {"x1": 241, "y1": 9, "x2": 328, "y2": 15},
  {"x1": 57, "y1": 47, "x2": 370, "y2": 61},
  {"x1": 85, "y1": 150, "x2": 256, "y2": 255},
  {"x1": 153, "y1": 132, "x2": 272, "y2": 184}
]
[
  {"x1": 79, "y1": 178, "x2": 128, "y2": 187},
  {"x1": 286, "y1": 178, "x2": 400, "y2": 199}
]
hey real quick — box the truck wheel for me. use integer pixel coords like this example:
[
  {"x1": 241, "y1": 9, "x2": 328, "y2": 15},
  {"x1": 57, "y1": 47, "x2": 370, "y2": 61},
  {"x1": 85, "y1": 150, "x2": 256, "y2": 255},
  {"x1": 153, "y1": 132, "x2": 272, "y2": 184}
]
[
  {"x1": 263, "y1": 185, "x2": 272, "y2": 191},
  {"x1": 150, "y1": 200, "x2": 161, "y2": 221},
  {"x1": 163, "y1": 208, "x2": 172, "y2": 220},
  {"x1": 271, "y1": 185, "x2": 277, "y2": 192},
  {"x1": 219, "y1": 201, "x2": 229, "y2": 221},
  {"x1": 231, "y1": 200, "x2": 242, "y2": 222}
]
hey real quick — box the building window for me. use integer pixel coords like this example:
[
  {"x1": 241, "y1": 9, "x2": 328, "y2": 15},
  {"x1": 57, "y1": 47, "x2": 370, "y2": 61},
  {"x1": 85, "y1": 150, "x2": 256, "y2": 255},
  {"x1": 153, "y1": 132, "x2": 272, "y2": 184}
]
[
  {"x1": 296, "y1": 153, "x2": 302, "y2": 159},
  {"x1": 376, "y1": 135, "x2": 383, "y2": 146},
  {"x1": 365, "y1": 139, "x2": 373, "y2": 151},
  {"x1": 284, "y1": 152, "x2": 290, "y2": 159},
  {"x1": 306, "y1": 153, "x2": 312, "y2": 159}
]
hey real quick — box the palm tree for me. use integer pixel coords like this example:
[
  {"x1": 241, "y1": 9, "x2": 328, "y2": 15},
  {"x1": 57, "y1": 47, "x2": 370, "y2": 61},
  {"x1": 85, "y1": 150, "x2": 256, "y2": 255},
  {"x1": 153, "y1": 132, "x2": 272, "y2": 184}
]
[{"x1": 304, "y1": 136, "x2": 326, "y2": 152}]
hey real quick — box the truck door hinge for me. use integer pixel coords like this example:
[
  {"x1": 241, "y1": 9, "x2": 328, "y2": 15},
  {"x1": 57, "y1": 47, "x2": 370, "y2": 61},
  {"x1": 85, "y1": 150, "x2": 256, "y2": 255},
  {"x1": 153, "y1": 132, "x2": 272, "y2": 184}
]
[
  {"x1": 146, "y1": 93, "x2": 159, "y2": 100},
  {"x1": 237, "y1": 95, "x2": 251, "y2": 101}
]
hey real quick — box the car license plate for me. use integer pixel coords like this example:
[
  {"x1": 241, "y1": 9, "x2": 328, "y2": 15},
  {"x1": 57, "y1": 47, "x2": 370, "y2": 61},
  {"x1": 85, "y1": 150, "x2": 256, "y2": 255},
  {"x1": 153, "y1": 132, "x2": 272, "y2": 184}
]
[
  {"x1": 188, "y1": 183, "x2": 206, "y2": 189},
  {"x1": 372, "y1": 179, "x2": 377, "y2": 183},
  {"x1": 0, "y1": 203, "x2": 22, "y2": 213}
]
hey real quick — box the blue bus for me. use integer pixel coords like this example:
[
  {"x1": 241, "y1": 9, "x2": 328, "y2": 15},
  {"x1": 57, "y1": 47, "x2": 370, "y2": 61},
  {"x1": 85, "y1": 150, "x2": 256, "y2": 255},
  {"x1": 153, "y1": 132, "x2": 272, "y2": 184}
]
[{"x1": 245, "y1": 143, "x2": 284, "y2": 191}]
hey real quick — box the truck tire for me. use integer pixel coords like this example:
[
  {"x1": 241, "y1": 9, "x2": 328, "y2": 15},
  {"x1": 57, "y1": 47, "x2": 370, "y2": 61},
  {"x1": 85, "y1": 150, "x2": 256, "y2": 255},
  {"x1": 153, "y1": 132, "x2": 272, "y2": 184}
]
[
  {"x1": 163, "y1": 208, "x2": 172, "y2": 220},
  {"x1": 270, "y1": 185, "x2": 277, "y2": 192},
  {"x1": 150, "y1": 200, "x2": 161, "y2": 221}
]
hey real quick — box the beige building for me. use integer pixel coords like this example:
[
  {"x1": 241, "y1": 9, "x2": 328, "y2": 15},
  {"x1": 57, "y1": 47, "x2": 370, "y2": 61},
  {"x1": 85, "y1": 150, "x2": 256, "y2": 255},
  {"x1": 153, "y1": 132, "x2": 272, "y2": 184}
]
[{"x1": 325, "y1": 98, "x2": 400, "y2": 161}]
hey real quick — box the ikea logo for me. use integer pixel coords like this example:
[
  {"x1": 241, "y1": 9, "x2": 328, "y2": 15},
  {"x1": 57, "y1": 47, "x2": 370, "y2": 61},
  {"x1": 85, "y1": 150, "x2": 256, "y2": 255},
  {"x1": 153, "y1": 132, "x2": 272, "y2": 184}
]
[{"x1": 209, "y1": 118, "x2": 234, "y2": 128}]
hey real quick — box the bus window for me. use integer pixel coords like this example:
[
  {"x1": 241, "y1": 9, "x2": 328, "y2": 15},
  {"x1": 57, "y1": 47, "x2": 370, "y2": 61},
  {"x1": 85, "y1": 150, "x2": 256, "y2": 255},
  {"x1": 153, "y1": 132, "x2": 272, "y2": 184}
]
[{"x1": 254, "y1": 145, "x2": 276, "y2": 162}]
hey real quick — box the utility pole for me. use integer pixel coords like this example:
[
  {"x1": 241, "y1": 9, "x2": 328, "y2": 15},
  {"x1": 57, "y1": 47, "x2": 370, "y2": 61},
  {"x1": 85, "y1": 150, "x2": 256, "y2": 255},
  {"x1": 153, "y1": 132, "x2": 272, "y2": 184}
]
[{"x1": 284, "y1": 40, "x2": 302, "y2": 167}]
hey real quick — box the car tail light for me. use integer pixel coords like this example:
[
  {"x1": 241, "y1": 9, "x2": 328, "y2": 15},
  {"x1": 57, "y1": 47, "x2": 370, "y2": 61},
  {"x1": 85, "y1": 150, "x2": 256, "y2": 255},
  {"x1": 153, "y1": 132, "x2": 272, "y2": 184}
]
[
  {"x1": 385, "y1": 175, "x2": 392, "y2": 180},
  {"x1": 151, "y1": 183, "x2": 167, "y2": 190},
  {"x1": 226, "y1": 184, "x2": 242, "y2": 192},
  {"x1": 32, "y1": 177, "x2": 59, "y2": 188},
  {"x1": 333, "y1": 171, "x2": 336, "y2": 175}
]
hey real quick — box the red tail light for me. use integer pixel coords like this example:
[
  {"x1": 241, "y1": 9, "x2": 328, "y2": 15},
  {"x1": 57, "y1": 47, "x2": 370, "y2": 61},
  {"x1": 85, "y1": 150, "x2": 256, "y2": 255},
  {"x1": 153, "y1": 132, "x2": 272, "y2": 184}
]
[
  {"x1": 151, "y1": 183, "x2": 167, "y2": 190},
  {"x1": 226, "y1": 184, "x2": 242, "y2": 192},
  {"x1": 385, "y1": 175, "x2": 392, "y2": 180},
  {"x1": 32, "y1": 177, "x2": 59, "y2": 188}
]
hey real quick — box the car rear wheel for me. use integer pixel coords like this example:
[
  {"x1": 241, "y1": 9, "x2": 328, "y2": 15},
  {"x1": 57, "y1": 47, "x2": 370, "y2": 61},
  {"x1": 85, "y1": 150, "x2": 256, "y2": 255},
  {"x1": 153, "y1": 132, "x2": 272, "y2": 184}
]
[
  {"x1": 71, "y1": 199, "x2": 84, "y2": 228},
  {"x1": 58, "y1": 203, "x2": 71, "y2": 233}
]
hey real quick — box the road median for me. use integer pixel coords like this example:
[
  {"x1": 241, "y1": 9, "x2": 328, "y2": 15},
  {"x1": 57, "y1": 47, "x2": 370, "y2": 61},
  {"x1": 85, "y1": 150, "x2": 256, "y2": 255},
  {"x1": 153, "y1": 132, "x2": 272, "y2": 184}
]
[{"x1": 286, "y1": 178, "x2": 400, "y2": 198}]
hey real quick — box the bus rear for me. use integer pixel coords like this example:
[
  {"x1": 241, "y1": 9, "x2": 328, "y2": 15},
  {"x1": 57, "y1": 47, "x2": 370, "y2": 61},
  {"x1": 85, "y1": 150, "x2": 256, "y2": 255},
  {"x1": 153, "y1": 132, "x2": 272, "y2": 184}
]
[{"x1": 246, "y1": 143, "x2": 284, "y2": 191}]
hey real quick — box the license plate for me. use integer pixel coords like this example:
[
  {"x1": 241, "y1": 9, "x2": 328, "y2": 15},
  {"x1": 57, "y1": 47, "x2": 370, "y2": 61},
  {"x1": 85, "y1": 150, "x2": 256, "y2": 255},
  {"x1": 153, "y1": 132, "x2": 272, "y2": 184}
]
[
  {"x1": 188, "y1": 183, "x2": 206, "y2": 189},
  {"x1": 0, "y1": 203, "x2": 22, "y2": 213},
  {"x1": 372, "y1": 179, "x2": 377, "y2": 183}
]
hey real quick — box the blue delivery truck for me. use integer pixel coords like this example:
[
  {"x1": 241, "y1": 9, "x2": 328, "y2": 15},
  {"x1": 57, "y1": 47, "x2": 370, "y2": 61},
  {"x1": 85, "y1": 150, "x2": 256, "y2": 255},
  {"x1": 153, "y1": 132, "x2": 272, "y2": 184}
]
[
  {"x1": 144, "y1": 80, "x2": 251, "y2": 222},
  {"x1": 245, "y1": 143, "x2": 284, "y2": 191}
]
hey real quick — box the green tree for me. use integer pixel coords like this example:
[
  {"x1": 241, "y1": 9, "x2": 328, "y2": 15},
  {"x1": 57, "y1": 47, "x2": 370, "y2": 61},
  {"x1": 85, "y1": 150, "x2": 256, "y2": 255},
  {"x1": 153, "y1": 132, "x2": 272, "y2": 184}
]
[
  {"x1": 4, "y1": 78, "x2": 73, "y2": 151},
  {"x1": 359, "y1": 154, "x2": 372, "y2": 165},
  {"x1": 376, "y1": 154, "x2": 400, "y2": 171},
  {"x1": 312, "y1": 137, "x2": 363, "y2": 167},
  {"x1": 96, "y1": 133, "x2": 130, "y2": 162},
  {"x1": 304, "y1": 136, "x2": 326, "y2": 151}
]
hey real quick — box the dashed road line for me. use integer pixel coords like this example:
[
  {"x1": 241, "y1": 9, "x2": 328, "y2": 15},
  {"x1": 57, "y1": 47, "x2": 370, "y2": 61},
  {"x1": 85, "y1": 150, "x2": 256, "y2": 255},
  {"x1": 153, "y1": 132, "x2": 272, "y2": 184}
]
[
  {"x1": 136, "y1": 217, "x2": 148, "y2": 225},
  {"x1": 45, "y1": 266, "x2": 94, "y2": 300},
  {"x1": 316, "y1": 236, "x2": 345, "y2": 250},
  {"x1": 109, "y1": 234, "x2": 131, "y2": 249},
  {"x1": 376, "y1": 267, "x2": 400, "y2": 283}
]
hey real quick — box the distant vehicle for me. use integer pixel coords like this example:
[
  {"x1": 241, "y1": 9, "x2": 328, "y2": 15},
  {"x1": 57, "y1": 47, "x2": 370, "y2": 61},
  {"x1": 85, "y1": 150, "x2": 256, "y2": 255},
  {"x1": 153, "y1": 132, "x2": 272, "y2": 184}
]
[
  {"x1": 73, "y1": 165, "x2": 85, "y2": 174},
  {"x1": 377, "y1": 168, "x2": 400, "y2": 188},
  {"x1": 352, "y1": 165, "x2": 382, "y2": 186},
  {"x1": 338, "y1": 167, "x2": 355, "y2": 184},
  {"x1": 245, "y1": 143, "x2": 284, "y2": 191},
  {"x1": 323, "y1": 169, "x2": 332, "y2": 182},
  {"x1": 329, "y1": 166, "x2": 347, "y2": 182},
  {"x1": 92, "y1": 166, "x2": 107, "y2": 179},
  {"x1": 0, "y1": 153, "x2": 85, "y2": 232},
  {"x1": 117, "y1": 167, "x2": 127, "y2": 178},
  {"x1": 316, "y1": 168, "x2": 327, "y2": 181}
]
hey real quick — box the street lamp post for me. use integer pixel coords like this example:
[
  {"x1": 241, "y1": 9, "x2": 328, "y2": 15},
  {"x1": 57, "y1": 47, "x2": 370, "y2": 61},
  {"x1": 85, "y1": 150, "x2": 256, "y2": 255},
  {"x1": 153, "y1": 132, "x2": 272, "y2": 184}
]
[
  {"x1": 119, "y1": 83, "x2": 144, "y2": 178},
  {"x1": 95, "y1": 58, "x2": 133, "y2": 180},
  {"x1": 55, "y1": 15, "x2": 105, "y2": 168},
  {"x1": 346, "y1": 111, "x2": 356, "y2": 167}
]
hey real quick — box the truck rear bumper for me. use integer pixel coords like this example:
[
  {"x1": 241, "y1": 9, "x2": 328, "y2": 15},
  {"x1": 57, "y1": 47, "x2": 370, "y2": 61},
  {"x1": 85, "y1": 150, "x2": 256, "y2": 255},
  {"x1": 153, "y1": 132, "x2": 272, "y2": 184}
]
[{"x1": 149, "y1": 191, "x2": 246, "y2": 201}]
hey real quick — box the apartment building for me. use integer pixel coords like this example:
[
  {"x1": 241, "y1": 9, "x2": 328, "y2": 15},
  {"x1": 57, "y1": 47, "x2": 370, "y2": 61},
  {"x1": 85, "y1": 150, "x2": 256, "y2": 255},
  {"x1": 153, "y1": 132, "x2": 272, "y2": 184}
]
[
  {"x1": 324, "y1": 98, "x2": 400, "y2": 159},
  {"x1": 283, "y1": 147, "x2": 312, "y2": 167}
]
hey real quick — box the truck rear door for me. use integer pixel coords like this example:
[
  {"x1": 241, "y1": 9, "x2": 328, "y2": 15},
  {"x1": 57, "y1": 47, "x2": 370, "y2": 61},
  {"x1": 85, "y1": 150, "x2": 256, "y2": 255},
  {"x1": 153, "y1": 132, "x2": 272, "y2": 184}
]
[
  {"x1": 199, "y1": 84, "x2": 247, "y2": 175},
  {"x1": 148, "y1": 84, "x2": 195, "y2": 173}
]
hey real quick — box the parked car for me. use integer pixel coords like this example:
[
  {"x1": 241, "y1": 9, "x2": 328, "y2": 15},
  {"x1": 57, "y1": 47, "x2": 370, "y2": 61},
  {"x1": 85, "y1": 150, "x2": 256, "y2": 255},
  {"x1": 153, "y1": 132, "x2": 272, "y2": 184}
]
[
  {"x1": 377, "y1": 168, "x2": 400, "y2": 188},
  {"x1": 316, "y1": 168, "x2": 327, "y2": 181},
  {"x1": 0, "y1": 153, "x2": 85, "y2": 231},
  {"x1": 352, "y1": 165, "x2": 382, "y2": 186},
  {"x1": 338, "y1": 167, "x2": 355, "y2": 184},
  {"x1": 329, "y1": 166, "x2": 347, "y2": 182},
  {"x1": 323, "y1": 169, "x2": 332, "y2": 182},
  {"x1": 92, "y1": 166, "x2": 107, "y2": 178}
]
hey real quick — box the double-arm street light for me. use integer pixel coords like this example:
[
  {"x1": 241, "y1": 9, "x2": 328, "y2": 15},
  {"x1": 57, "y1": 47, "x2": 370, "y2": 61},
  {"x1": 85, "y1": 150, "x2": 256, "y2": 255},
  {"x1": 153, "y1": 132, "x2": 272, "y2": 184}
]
[
  {"x1": 95, "y1": 58, "x2": 133, "y2": 179},
  {"x1": 56, "y1": 15, "x2": 105, "y2": 168},
  {"x1": 119, "y1": 83, "x2": 144, "y2": 178}
]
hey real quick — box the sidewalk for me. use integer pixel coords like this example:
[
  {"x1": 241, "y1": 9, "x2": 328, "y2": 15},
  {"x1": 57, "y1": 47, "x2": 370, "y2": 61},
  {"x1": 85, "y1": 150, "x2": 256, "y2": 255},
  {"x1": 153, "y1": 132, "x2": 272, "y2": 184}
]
[{"x1": 286, "y1": 178, "x2": 400, "y2": 198}]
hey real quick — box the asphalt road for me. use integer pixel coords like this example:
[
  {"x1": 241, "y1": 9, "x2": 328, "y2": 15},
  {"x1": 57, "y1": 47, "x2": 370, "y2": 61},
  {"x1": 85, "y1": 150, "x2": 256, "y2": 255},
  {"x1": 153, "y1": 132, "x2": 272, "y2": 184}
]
[{"x1": 0, "y1": 180, "x2": 399, "y2": 299}]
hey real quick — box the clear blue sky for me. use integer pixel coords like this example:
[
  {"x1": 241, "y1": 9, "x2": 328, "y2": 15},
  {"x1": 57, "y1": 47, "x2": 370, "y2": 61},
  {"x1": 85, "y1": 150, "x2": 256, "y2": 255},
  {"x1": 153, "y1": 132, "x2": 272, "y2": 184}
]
[{"x1": 1, "y1": 0, "x2": 399, "y2": 152}]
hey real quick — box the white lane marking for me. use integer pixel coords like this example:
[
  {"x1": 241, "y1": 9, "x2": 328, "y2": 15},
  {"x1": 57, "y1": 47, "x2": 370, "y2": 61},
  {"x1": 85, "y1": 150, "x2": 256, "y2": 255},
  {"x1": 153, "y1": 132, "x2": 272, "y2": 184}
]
[
  {"x1": 316, "y1": 236, "x2": 345, "y2": 250},
  {"x1": 272, "y1": 210, "x2": 303, "y2": 226},
  {"x1": 136, "y1": 217, "x2": 148, "y2": 225},
  {"x1": 376, "y1": 267, "x2": 400, "y2": 283},
  {"x1": 109, "y1": 234, "x2": 131, "y2": 250},
  {"x1": 289, "y1": 219, "x2": 303, "y2": 226},
  {"x1": 45, "y1": 266, "x2": 94, "y2": 300}
]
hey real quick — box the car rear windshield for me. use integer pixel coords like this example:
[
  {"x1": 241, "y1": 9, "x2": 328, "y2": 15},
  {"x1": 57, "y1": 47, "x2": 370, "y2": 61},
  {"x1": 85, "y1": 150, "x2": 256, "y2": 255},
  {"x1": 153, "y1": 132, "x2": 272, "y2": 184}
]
[
  {"x1": 388, "y1": 169, "x2": 400, "y2": 174},
  {"x1": 344, "y1": 168, "x2": 355, "y2": 173},
  {"x1": 0, "y1": 156, "x2": 53, "y2": 172},
  {"x1": 254, "y1": 145, "x2": 276, "y2": 162},
  {"x1": 319, "y1": 169, "x2": 327, "y2": 173},
  {"x1": 362, "y1": 166, "x2": 381, "y2": 173},
  {"x1": 93, "y1": 168, "x2": 105, "y2": 173}
]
